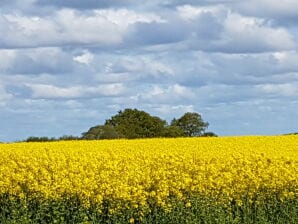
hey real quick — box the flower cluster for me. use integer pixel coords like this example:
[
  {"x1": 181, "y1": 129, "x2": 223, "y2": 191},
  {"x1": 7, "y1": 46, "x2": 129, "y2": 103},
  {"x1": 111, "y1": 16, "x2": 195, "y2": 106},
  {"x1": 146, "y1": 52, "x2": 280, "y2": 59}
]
[{"x1": 0, "y1": 136, "x2": 297, "y2": 212}]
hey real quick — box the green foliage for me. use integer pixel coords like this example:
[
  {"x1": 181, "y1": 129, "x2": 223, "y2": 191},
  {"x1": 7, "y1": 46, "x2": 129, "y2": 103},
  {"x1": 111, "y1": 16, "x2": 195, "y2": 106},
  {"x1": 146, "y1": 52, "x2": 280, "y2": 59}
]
[
  {"x1": 201, "y1": 132, "x2": 218, "y2": 137},
  {"x1": 283, "y1": 132, "x2": 298, "y2": 135},
  {"x1": 82, "y1": 125, "x2": 123, "y2": 140},
  {"x1": 81, "y1": 125, "x2": 102, "y2": 140},
  {"x1": 25, "y1": 136, "x2": 57, "y2": 142},
  {"x1": 58, "y1": 135, "x2": 81, "y2": 141},
  {"x1": 171, "y1": 112, "x2": 209, "y2": 137},
  {"x1": 25, "y1": 135, "x2": 81, "y2": 142},
  {"x1": 81, "y1": 109, "x2": 215, "y2": 140},
  {"x1": 23, "y1": 109, "x2": 214, "y2": 141},
  {"x1": 105, "y1": 109, "x2": 167, "y2": 139},
  {"x1": 162, "y1": 125, "x2": 185, "y2": 138},
  {"x1": 0, "y1": 192, "x2": 297, "y2": 224}
]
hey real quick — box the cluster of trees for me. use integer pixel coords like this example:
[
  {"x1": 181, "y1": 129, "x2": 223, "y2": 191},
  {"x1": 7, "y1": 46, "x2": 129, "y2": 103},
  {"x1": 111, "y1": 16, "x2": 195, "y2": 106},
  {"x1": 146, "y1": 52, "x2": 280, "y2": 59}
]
[
  {"x1": 24, "y1": 108, "x2": 216, "y2": 142},
  {"x1": 82, "y1": 108, "x2": 216, "y2": 140},
  {"x1": 284, "y1": 132, "x2": 298, "y2": 135},
  {"x1": 25, "y1": 135, "x2": 81, "y2": 142}
]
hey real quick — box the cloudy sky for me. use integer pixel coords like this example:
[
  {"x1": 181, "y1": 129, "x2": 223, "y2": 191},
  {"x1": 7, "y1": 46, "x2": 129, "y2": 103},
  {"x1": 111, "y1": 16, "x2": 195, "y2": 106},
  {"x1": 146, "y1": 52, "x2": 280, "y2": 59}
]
[{"x1": 0, "y1": 0, "x2": 297, "y2": 141}]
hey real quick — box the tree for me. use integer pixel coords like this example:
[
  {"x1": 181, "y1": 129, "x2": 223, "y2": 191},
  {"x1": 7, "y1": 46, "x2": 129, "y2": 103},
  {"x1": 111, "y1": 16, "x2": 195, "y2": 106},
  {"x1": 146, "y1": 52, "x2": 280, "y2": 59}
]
[
  {"x1": 105, "y1": 109, "x2": 167, "y2": 139},
  {"x1": 201, "y1": 132, "x2": 218, "y2": 137},
  {"x1": 162, "y1": 125, "x2": 185, "y2": 137},
  {"x1": 25, "y1": 136, "x2": 56, "y2": 142},
  {"x1": 99, "y1": 125, "x2": 124, "y2": 139},
  {"x1": 82, "y1": 125, "x2": 122, "y2": 140},
  {"x1": 171, "y1": 112, "x2": 209, "y2": 137},
  {"x1": 82, "y1": 125, "x2": 101, "y2": 140},
  {"x1": 59, "y1": 135, "x2": 81, "y2": 140},
  {"x1": 82, "y1": 109, "x2": 212, "y2": 140}
]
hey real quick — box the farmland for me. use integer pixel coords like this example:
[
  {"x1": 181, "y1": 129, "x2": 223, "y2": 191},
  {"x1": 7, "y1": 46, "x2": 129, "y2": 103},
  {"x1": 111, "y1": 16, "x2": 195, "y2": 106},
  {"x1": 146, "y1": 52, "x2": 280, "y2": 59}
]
[{"x1": 0, "y1": 136, "x2": 297, "y2": 223}]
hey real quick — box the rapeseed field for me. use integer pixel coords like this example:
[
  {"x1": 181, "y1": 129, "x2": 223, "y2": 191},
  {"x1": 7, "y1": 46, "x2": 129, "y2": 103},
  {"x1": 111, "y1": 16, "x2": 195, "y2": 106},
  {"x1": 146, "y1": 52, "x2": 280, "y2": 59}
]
[{"x1": 0, "y1": 136, "x2": 297, "y2": 223}]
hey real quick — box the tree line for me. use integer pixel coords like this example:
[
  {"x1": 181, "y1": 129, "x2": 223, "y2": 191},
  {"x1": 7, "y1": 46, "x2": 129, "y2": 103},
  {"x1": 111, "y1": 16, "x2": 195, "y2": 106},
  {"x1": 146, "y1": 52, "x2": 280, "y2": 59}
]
[{"x1": 24, "y1": 108, "x2": 217, "y2": 142}]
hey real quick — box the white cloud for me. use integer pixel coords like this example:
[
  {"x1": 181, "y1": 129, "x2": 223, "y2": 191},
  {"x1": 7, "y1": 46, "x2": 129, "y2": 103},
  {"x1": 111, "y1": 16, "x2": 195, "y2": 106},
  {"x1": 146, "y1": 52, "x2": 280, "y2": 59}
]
[
  {"x1": 128, "y1": 5, "x2": 296, "y2": 53},
  {"x1": 273, "y1": 52, "x2": 287, "y2": 61},
  {"x1": 27, "y1": 83, "x2": 126, "y2": 99},
  {"x1": 256, "y1": 83, "x2": 298, "y2": 97},
  {"x1": 94, "y1": 9, "x2": 163, "y2": 27},
  {"x1": 29, "y1": 84, "x2": 82, "y2": 98},
  {"x1": 1, "y1": 1, "x2": 298, "y2": 141},
  {"x1": 221, "y1": 12, "x2": 295, "y2": 52},
  {"x1": 93, "y1": 55, "x2": 174, "y2": 83},
  {"x1": 73, "y1": 50, "x2": 94, "y2": 65},
  {"x1": 0, "y1": 49, "x2": 16, "y2": 71},
  {"x1": 0, "y1": 9, "x2": 161, "y2": 48},
  {"x1": 271, "y1": 51, "x2": 298, "y2": 70},
  {"x1": 138, "y1": 84, "x2": 196, "y2": 104},
  {"x1": 177, "y1": 4, "x2": 222, "y2": 21},
  {"x1": 153, "y1": 104, "x2": 195, "y2": 116}
]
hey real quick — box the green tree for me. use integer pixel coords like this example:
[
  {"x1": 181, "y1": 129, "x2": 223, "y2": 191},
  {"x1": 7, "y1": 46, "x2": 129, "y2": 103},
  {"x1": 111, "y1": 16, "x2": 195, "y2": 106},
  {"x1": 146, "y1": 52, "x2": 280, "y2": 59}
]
[
  {"x1": 82, "y1": 109, "x2": 212, "y2": 140},
  {"x1": 82, "y1": 125, "x2": 101, "y2": 140},
  {"x1": 59, "y1": 135, "x2": 81, "y2": 141},
  {"x1": 171, "y1": 112, "x2": 209, "y2": 137},
  {"x1": 201, "y1": 132, "x2": 218, "y2": 137},
  {"x1": 25, "y1": 136, "x2": 56, "y2": 142},
  {"x1": 82, "y1": 125, "x2": 122, "y2": 140},
  {"x1": 162, "y1": 125, "x2": 185, "y2": 137},
  {"x1": 105, "y1": 109, "x2": 167, "y2": 139}
]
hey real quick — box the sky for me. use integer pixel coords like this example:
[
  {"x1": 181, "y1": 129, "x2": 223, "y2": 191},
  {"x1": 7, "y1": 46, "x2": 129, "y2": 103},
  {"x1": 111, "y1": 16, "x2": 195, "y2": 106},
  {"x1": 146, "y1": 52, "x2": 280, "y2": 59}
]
[{"x1": 0, "y1": 0, "x2": 298, "y2": 141}]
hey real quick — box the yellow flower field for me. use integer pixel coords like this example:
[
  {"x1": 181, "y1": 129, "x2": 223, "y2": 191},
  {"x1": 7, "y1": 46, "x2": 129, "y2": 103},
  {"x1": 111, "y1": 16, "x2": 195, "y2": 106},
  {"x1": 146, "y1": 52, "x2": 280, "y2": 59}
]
[{"x1": 0, "y1": 135, "x2": 297, "y2": 213}]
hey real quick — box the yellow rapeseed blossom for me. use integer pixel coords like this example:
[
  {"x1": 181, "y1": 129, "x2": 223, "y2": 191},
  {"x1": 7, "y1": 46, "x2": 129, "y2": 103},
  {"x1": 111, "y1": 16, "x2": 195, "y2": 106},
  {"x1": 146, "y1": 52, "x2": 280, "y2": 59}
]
[{"x1": 0, "y1": 136, "x2": 297, "y2": 211}]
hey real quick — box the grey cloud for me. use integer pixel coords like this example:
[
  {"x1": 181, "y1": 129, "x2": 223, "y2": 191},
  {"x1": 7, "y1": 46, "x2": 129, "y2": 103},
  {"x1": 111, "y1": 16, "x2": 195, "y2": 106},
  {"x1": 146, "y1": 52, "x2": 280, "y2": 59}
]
[
  {"x1": 177, "y1": 6, "x2": 295, "y2": 53},
  {"x1": 34, "y1": 0, "x2": 235, "y2": 10},
  {"x1": 224, "y1": 0, "x2": 298, "y2": 27},
  {"x1": 6, "y1": 48, "x2": 74, "y2": 75},
  {"x1": 0, "y1": 83, "x2": 13, "y2": 104},
  {"x1": 1, "y1": 0, "x2": 298, "y2": 142},
  {"x1": 175, "y1": 51, "x2": 298, "y2": 87},
  {"x1": 0, "y1": 0, "x2": 13, "y2": 6},
  {"x1": 1, "y1": 4, "x2": 295, "y2": 54},
  {"x1": 91, "y1": 50, "x2": 298, "y2": 91},
  {"x1": 192, "y1": 12, "x2": 224, "y2": 39},
  {"x1": 271, "y1": 17, "x2": 298, "y2": 27},
  {"x1": 127, "y1": 21, "x2": 189, "y2": 45},
  {"x1": 209, "y1": 52, "x2": 298, "y2": 84},
  {"x1": 199, "y1": 27, "x2": 295, "y2": 53},
  {"x1": 125, "y1": 6, "x2": 294, "y2": 54},
  {"x1": 0, "y1": 0, "x2": 36, "y2": 10},
  {"x1": 0, "y1": 0, "x2": 35, "y2": 6},
  {"x1": 128, "y1": 10, "x2": 223, "y2": 46},
  {"x1": 36, "y1": 0, "x2": 135, "y2": 9},
  {"x1": 232, "y1": 0, "x2": 298, "y2": 22}
]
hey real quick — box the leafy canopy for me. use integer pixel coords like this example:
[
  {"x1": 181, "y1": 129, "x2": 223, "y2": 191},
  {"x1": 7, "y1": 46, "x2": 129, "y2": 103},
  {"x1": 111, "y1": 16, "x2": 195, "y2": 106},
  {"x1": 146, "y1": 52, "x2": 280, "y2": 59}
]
[
  {"x1": 105, "y1": 109, "x2": 167, "y2": 139},
  {"x1": 171, "y1": 112, "x2": 209, "y2": 137},
  {"x1": 82, "y1": 109, "x2": 213, "y2": 140}
]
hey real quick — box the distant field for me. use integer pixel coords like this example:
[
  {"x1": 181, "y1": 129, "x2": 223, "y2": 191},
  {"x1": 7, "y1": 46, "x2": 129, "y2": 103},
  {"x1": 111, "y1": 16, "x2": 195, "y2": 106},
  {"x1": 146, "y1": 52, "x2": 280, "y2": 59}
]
[{"x1": 0, "y1": 136, "x2": 297, "y2": 223}]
